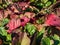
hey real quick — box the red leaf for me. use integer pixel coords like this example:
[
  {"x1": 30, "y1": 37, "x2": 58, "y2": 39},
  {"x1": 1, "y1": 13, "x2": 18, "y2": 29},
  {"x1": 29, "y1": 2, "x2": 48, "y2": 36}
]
[
  {"x1": 45, "y1": 13, "x2": 60, "y2": 27},
  {"x1": 18, "y1": 2, "x2": 30, "y2": 10},
  {"x1": 10, "y1": 14, "x2": 18, "y2": 19},
  {"x1": 7, "y1": 16, "x2": 30, "y2": 33},
  {"x1": 7, "y1": 19, "x2": 21, "y2": 33},
  {"x1": 20, "y1": 16, "x2": 30, "y2": 26}
]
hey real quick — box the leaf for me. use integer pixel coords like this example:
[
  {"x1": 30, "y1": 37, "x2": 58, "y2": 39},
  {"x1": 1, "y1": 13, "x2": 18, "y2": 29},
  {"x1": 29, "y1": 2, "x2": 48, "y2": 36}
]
[
  {"x1": 21, "y1": 32, "x2": 30, "y2": 45},
  {"x1": 53, "y1": 34, "x2": 60, "y2": 40},
  {"x1": 6, "y1": 34, "x2": 11, "y2": 41},
  {"x1": 30, "y1": 0, "x2": 35, "y2": 2},
  {"x1": 47, "y1": 27, "x2": 52, "y2": 34},
  {"x1": 37, "y1": 27, "x2": 45, "y2": 38},
  {"x1": 7, "y1": 19, "x2": 21, "y2": 33},
  {"x1": 0, "y1": 27, "x2": 11, "y2": 45},
  {"x1": 25, "y1": 23, "x2": 36, "y2": 36},
  {"x1": 0, "y1": 18, "x2": 9, "y2": 26},
  {"x1": 41, "y1": 0, "x2": 48, "y2": 3},
  {"x1": 0, "y1": 5, "x2": 3, "y2": 9},
  {"x1": 2, "y1": 18, "x2": 9, "y2": 26},
  {"x1": 41, "y1": 37, "x2": 50, "y2": 45},
  {"x1": 0, "y1": 27, "x2": 7, "y2": 36},
  {"x1": 45, "y1": 1, "x2": 52, "y2": 7},
  {"x1": 25, "y1": 23, "x2": 32, "y2": 32},
  {"x1": 36, "y1": 18, "x2": 44, "y2": 24},
  {"x1": 58, "y1": 43, "x2": 60, "y2": 45},
  {"x1": 45, "y1": 13, "x2": 60, "y2": 27},
  {"x1": 25, "y1": 8, "x2": 32, "y2": 12},
  {"x1": 50, "y1": 40, "x2": 54, "y2": 45},
  {"x1": 36, "y1": 3, "x2": 44, "y2": 9},
  {"x1": 51, "y1": 0, "x2": 56, "y2": 3},
  {"x1": 33, "y1": 8, "x2": 39, "y2": 14},
  {"x1": 12, "y1": 0, "x2": 18, "y2": 2},
  {"x1": 20, "y1": 16, "x2": 30, "y2": 26}
]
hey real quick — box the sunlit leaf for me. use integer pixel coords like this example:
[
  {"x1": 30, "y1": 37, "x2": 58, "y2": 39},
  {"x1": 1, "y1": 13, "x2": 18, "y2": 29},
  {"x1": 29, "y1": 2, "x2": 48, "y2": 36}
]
[
  {"x1": 6, "y1": 34, "x2": 11, "y2": 41},
  {"x1": 25, "y1": 23, "x2": 36, "y2": 36},
  {"x1": 53, "y1": 34, "x2": 60, "y2": 40},
  {"x1": 0, "y1": 27, "x2": 7, "y2": 36},
  {"x1": 41, "y1": 0, "x2": 48, "y2": 3}
]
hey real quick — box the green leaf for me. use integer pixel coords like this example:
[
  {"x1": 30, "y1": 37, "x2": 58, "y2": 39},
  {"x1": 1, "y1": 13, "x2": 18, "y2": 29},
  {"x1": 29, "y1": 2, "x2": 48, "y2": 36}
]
[
  {"x1": 36, "y1": 20, "x2": 40, "y2": 24},
  {"x1": 51, "y1": 0, "x2": 56, "y2": 3},
  {"x1": 53, "y1": 34, "x2": 60, "y2": 40},
  {"x1": 50, "y1": 40, "x2": 54, "y2": 45},
  {"x1": 36, "y1": 3, "x2": 44, "y2": 9},
  {"x1": 6, "y1": 34, "x2": 11, "y2": 41},
  {"x1": 53, "y1": 0, "x2": 56, "y2": 3},
  {"x1": 0, "y1": 21, "x2": 2, "y2": 26},
  {"x1": 0, "y1": 27, "x2": 11, "y2": 45},
  {"x1": 47, "y1": 27, "x2": 52, "y2": 34},
  {"x1": 26, "y1": 23, "x2": 32, "y2": 33},
  {"x1": 0, "y1": 18, "x2": 9, "y2": 26},
  {"x1": 3, "y1": 4, "x2": 7, "y2": 8},
  {"x1": 41, "y1": 0, "x2": 48, "y2": 3},
  {"x1": 12, "y1": 0, "x2": 18, "y2": 2},
  {"x1": 25, "y1": 8, "x2": 32, "y2": 12},
  {"x1": 2, "y1": 18, "x2": 9, "y2": 26},
  {"x1": 36, "y1": 18, "x2": 44, "y2": 24},
  {"x1": 6, "y1": 2, "x2": 10, "y2": 6},
  {"x1": 25, "y1": 23, "x2": 36, "y2": 36},
  {"x1": 45, "y1": 1, "x2": 51, "y2": 7},
  {"x1": 0, "y1": 5, "x2": 3, "y2": 9},
  {"x1": 33, "y1": 8, "x2": 39, "y2": 14},
  {"x1": 58, "y1": 43, "x2": 60, "y2": 45},
  {"x1": 37, "y1": 27, "x2": 45, "y2": 38},
  {"x1": 41, "y1": 37, "x2": 50, "y2": 45},
  {"x1": 30, "y1": 0, "x2": 35, "y2": 2},
  {"x1": 0, "y1": 27, "x2": 7, "y2": 36}
]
